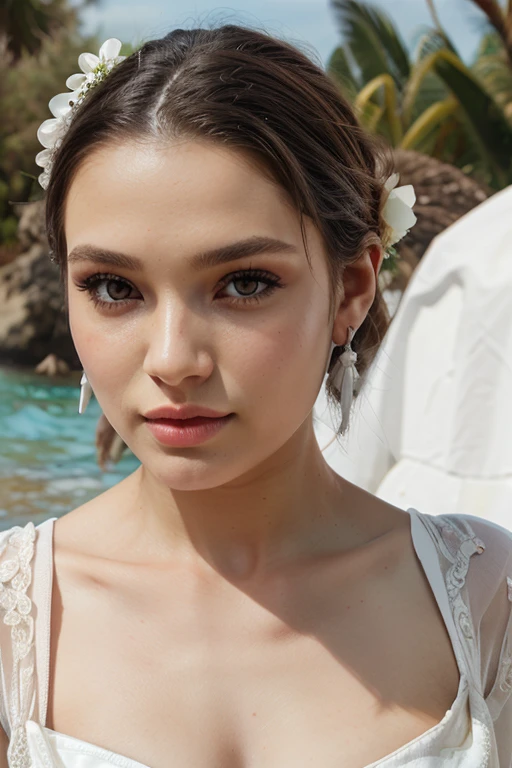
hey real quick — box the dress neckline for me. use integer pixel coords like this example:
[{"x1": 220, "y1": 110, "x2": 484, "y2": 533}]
[{"x1": 27, "y1": 508, "x2": 471, "y2": 768}]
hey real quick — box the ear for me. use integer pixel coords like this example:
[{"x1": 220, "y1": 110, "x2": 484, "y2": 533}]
[{"x1": 332, "y1": 244, "x2": 383, "y2": 345}]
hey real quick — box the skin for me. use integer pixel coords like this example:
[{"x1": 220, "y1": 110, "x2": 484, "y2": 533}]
[{"x1": 33, "y1": 140, "x2": 460, "y2": 768}]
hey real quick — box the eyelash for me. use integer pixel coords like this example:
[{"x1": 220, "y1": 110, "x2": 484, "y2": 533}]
[{"x1": 73, "y1": 268, "x2": 284, "y2": 311}]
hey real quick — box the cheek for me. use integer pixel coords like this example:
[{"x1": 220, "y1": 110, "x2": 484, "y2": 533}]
[
  {"x1": 68, "y1": 303, "x2": 136, "y2": 392},
  {"x1": 231, "y1": 287, "x2": 329, "y2": 407}
]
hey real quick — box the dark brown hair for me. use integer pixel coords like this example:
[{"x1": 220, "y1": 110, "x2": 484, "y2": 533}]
[{"x1": 44, "y1": 23, "x2": 392, "y2": 430}]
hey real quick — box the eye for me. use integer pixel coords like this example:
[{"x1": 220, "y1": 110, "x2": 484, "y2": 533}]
[
  {"x1": 74, "y1": 273, "x2": 141, "y2": 310},
  {"x1": 73, "y1": 267, "x2": 285, "y2": 312},
  {"x1": 216, "y1": 268, "x2": 284, "y2": 305}
]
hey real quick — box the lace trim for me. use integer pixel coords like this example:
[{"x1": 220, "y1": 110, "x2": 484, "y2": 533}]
[
  {"x1": 497, "y1": 651, "x2": 512, "y2": 694},
  {"x1": 427, "y1": 516, "x2": 485, "y2": 645},
  {"x1": 495, "y1": 577, "x2": 512, "y2": 695},
  {"x1": 0, "y1": 522, "x2": 37, "y2": 768},
  {"x1": 428, "y1": 515, "x2": 512, "y2": 724}
]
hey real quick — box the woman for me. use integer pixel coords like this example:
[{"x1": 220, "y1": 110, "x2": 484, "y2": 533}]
[{"x1": 0, "y1": 25, "x2": 510, "y2": 768}]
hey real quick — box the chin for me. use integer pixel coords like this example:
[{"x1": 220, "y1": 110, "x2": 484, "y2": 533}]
[
  {"x1": 134, "y1": 449, "x2": 250, "y2": 491},
  {"x1": 128, "y1": 418, "x2": 303, "y2": 490}
]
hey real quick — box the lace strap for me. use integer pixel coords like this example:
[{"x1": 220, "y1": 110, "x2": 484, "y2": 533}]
[
  {"x1": 416, "y1": 512, "x2": 486, "y2": 682},
  {"x1": 0, "y1": 522, "x2": 38, "y2": 767},
  {"x1": 485, "y1": 579, "x2": 512, "y2": 722}
]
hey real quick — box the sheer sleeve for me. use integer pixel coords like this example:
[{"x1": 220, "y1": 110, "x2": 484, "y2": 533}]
[
  {"x1": 0, "y1": 521, "x2": 38, "y2": 762},
  {"x1": 0, "y1": 525, "x2": 17, "y2": 738},
  {"x1": 462, "y1": 515, "x2": 512, "y2": 767}
]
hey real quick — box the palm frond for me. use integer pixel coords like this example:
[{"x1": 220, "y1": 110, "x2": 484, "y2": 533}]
[
  {"x1": 326, "y1": 45, "x2": 361, "y2": 99},
  {"x1": 473, "y1": 50, "x2": 512, "y2": 120},
  {"x1": 330, "y1": 0, "x2": 410, "y2": 86},
  {"x1": 423, "y1": 1, "x2": 458, "y2": 52},
  {"x1": 413, "y1": 27, "x2": 458, "y2": 60},
  {"x1": 477, "y1": 30, "x2": 503, "y2": 57},
  {"x1": 433, "y1": 48, "x2": 512, "y2": 186},
  {"x1": 354, "y1": 74, "x2": 403, "y2": 144},
  {"x1": 401, "y1": 98, "x2": 459, "y2": 150},
  {"x1": 356, "y1": 100, "x2": 385, "y2": 134},
  {"x1": 403, "y1": 41, "x2": 449, "y2": 124}
]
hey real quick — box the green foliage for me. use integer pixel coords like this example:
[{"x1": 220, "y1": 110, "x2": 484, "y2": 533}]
[
  {"x1": 1, "y1": 0, "x2": 77, "y2": 61},
  {"x1": 0, "y1": 29, "x2": 101, "y2": 228},
  {"x1": 330, "y1": 0, "x2": 410, "y2": 88},
  {"x1": 0, "y1": 0, "x2": 139, "y2": 249},
  {"x1": 0, "y1": 216, "x2": 19, "y2": 245},
  {"x1": 326, "y1": 46, "x2": 361, "y2": 99},
  {"x1": 0, "y1": 0, "x2": 140, "y2": 249},
  {"x1": 328, "y1": 0, "x2": 512, "y2": 191},
  {"x1": 434, "y1": 49, "x2": 512, "y2": 187},
  {"x1": 472, "y1": 32, "x2": 512, "y2": 119},
  {"x1": 0, "y1": 0, "x2": 118, "y2": 245}
]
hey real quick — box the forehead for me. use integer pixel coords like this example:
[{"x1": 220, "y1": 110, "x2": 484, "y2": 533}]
[{"x1": 64, "y1": 140, "x2": 301, "y2": 260}]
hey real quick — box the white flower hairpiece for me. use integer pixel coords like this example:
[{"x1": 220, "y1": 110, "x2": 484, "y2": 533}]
[
  {"x1": 381, "y1": 172, "x2": 417, "y2": 249},
  {"x1": 35, "y1": 38, "x2": 126, "y2": 190}
]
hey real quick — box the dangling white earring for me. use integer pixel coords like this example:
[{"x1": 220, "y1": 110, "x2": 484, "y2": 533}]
[
  {"x1": 330, "y1": 326, "x2": 358, "y2": 435},
  {"x1": 78, "y1": 371, "x2": 93, "y2": 414}
]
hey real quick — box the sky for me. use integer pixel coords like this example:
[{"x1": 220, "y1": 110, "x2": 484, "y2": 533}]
[{"x1": 79, "y1": 0, "x2": 490, "y2": 68}]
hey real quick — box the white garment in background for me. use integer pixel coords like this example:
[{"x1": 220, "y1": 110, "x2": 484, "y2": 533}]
[
  {"x1": 0, "y1": 513, "x2": 511, "y2": 766},
  {"x1": 316, "y1": 185, "x2": 512, "y2": 531}
]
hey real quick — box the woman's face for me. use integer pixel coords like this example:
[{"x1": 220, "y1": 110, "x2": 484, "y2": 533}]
[{"x1": 65, "y1": 139, "x2": 339, "y2": 490}]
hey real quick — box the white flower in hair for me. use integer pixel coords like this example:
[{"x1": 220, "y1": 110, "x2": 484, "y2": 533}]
[
  {"x1": 35, "y1": 90, "x2": 79, "y2": 189},
  {"x1": 381, "y1": 172, "x2": 417, "y2": 246},
  {"x1": 35, "y1": 38, "x2": 126, "y2": 190},
  {"x1": 65, "y1": 38, "x2": 126, "y2": 101}
]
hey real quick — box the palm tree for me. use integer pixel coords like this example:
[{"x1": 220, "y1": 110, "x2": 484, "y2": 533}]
[{"x1": 328, "y1": 0, "x2": 512, "y2": 190}]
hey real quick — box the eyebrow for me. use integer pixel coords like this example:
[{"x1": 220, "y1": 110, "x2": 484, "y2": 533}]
[{"x1": 67, "y1": 236, "x2": 298, "y2": 271}]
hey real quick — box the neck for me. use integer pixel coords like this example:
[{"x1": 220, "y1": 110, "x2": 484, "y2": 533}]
[{"x1": 125, "y1": 415, "x2": 350, "y2": 580}]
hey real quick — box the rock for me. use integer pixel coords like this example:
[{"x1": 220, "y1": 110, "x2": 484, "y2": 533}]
[
  {"x1": 13, "y1": 200, "x2": 47, "y2": 251},
  {"x1": 0, "y1": 201, "x2": 80, "y2": 368},
  {"x1": 35, "y1": 353, "x2": 70, "y2": 376}
]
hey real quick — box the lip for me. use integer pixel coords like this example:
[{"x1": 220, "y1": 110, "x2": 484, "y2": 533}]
[
  {"x1": 144, "y1": 413, "x2": 234, "y2": 447},
  {"x1": 143, "y1": 404, "x2": 231, "y2": 420}
]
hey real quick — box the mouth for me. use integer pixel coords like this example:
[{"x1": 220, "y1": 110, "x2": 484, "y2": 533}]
[{"x1": 144, "y1": 413, "x2": 235, "y2": 447}]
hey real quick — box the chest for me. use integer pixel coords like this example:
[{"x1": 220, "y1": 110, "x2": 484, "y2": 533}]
[{"x1": 46, "y1": 552, "x2": 461, "y2": 768}]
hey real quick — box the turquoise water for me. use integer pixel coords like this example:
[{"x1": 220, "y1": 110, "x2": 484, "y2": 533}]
[{"x1": 0, "y1": 365, "x2": 140, "y2": 529}]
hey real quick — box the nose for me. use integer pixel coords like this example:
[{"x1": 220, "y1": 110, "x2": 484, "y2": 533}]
[{"x1": 142, "y1": 296, "x2": 214, "y2": 387}]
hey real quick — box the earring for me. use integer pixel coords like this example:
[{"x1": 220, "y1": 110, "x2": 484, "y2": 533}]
[
  {"x1": 78, "y1": 371, "x2": 93, "y2": 414},
  {"x1": 330, "y1": 326, "x2": 358, "y2": 435}
]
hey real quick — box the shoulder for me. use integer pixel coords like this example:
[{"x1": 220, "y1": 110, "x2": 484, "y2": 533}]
[
  {"x1": 414, "y1": 511, "x2": 512, "y2": 610},
  {"x1": 431, "y1": 513, "x2": 512, "y2": 617},
  {"x1": 415, "y1": 510, "x2": 512, "y2": 707},
  {"x1": 413, "y1": 510, "x2": 512, "y2": 574}
]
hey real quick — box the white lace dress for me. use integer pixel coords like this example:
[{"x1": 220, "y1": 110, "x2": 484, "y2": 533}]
[{"x1": 0, "y1": 509, "x2": 511, "y2": 768}]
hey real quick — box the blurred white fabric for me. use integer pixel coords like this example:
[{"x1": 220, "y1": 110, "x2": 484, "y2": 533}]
[{"x1": 313, "y1": 185, "x2": 512, "y2": 531}]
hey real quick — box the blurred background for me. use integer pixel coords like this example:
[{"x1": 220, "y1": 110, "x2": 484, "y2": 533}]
[{"x1": 1, "y1": 0, "x2": 509, "y2": 527}]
